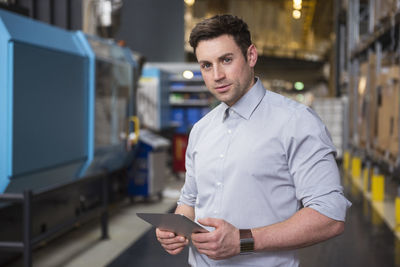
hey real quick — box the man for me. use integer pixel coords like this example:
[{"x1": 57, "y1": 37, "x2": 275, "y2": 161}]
[{"x1": 156, "y1": 14, "x2": 351, "y2": 266}]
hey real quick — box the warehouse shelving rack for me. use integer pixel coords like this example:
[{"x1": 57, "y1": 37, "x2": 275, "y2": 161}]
[{"x1": 340, "y1": 0, "x2": 400, "y2": 239}]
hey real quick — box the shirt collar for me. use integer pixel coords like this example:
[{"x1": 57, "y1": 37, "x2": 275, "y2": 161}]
[{"x1": 228, "y1": 78, "x2": 266, "y2": 120}]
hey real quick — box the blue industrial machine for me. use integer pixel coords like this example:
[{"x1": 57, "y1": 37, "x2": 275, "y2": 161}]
[
  {"x1": 0, "y1": 9, "x2": 139, "y2": 194},
  {"x1": 0, "y1": 9, "x2": 141, "y2": 266}
]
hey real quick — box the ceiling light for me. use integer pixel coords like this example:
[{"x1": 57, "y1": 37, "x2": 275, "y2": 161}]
[
  {"x1": 293, "y1": 0, "x2": 302, "y2": 6},
  {"x1": 184, "y1": 0, "x2": 195, "y2": 6},
  {"x1": 183, "y1": 70, "x2": 194, "y2": 79},
  {"x1": 294, "y1": 81, "x2": 304, "y2": 90},
  {"x1": 293, "y1": 2, "x2": 302, "y2": 9},
  {"x1": 292, "y1": 10, "x2": 301, "y2": 19}
]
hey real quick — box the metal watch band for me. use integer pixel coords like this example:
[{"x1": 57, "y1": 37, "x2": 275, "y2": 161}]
[{"x1": 239, "y1": 229, "x2": 254, "y2": 254}]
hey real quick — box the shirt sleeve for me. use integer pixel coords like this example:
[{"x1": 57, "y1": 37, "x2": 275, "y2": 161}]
[
  {"x1": 177, "y1": 126, "x2": 198, "y2": 207},
  {"x1": 284, "y1": 107, "x2": 351, "y2": 221}
]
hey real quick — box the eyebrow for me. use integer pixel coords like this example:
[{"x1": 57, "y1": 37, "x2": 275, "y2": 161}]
[{"x1": 198, "y1": 53, "x2": 234, "y2": 64}]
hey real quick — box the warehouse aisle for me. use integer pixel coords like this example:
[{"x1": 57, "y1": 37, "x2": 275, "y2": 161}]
[
  {"x1": 107, "y1": 175, "x2": 400, "y2": 267},
  {"x1": 298, "y1": 180, "x2": 399, "y2": 267},
  {"x1": 6, "y1": 170, "x2": 400, "y2": 267}
]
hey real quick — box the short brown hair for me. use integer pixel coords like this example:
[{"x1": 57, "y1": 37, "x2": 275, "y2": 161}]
[{"x1": 189, "y1": 14, "x2": 252, "y2": 60}]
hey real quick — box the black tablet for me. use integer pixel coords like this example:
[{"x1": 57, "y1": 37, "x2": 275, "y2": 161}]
[{"x1": 137, "y1": 212, "x2": 208, "y2": 238}]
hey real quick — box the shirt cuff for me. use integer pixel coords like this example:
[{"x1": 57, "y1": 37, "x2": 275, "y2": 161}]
[
  {"x1": 177, "y1": 190, "x2": 197, "y2": 207},
  {"x1": 303, "y1": 191, "x2": 352, "y2": 221}
]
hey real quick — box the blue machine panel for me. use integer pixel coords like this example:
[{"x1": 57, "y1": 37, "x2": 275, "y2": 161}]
[
  {"x1": 0, "y1": 9, "x2": 93, "y2": 192},
  {"x1": 12, "y1": 42, "x2": 88, "y2": 177}
]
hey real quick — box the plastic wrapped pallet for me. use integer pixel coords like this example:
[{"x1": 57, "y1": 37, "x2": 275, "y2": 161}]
[{"x1": 312, "y1": 98, "x2": 344, "y2": 158}]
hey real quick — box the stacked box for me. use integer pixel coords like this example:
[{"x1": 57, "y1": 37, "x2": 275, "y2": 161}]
[
  {"x1": 312, "y1": 98, "x2": 344, "y2": 158},
  {"x1": 376, "y1": 65, "x2": 400, "y2": 155},
  {"x1": 376, "y1": 67, "x2": 391, "y2": 151},
  {"x1": 388, "y1": 66, "x2": 400, "y2": 156}
]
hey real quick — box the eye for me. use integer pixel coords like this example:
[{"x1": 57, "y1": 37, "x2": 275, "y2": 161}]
[
  {"x1": 201, "y1": 62, "x2": 212, "y2": 70},
  {"x1": 223, "y1": 57, "x2": 232, "y2": 64}
]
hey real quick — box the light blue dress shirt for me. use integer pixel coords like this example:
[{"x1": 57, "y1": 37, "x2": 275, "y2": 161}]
[{"x1": 178, "y1": 79, "x2": 351, "y2": 267}]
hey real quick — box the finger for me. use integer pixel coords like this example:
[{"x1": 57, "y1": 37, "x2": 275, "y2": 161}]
[
  {"x1": 158, "y1": 235, "x2": 187, "y2": 245},
  {"x1": 197, "y1": 217, "x2": 221, "y2": 228},
  {"x1": 191, "y1": 231, "x2": 214, "y2": 243},
  {"x1": 156, "y1": 228, "x2": 176, "y2": 239},
  {"x1": 161, "y1": 238, "x2": 189, "y2": 251},
  {"x1": 192, "y1": 238, "x2": 217, "y2": 251},
  {"x1": 166, "y1": 246, "x2": 185, "y2": 255}
]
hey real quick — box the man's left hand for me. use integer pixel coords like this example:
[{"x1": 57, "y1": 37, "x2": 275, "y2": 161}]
[{"x1": 191, "y1": 217, "x2": 240, "y2": 260}]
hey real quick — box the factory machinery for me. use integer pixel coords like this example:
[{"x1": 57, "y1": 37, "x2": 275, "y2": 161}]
[{"x1": 0, "y1": 9, "x2": 142, "y2": 266}]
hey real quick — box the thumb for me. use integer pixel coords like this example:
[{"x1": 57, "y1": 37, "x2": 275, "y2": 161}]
[{"x1": 198, "y1": 217, "x2": 221, "y2": 228}]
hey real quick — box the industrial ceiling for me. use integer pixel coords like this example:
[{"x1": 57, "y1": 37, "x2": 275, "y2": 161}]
[{"x1": 184, "y1": 0, "x2": 334, "y2": 62}]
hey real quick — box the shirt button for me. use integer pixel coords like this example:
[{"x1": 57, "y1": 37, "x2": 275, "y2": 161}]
[
  {"x1": 216, "y1": 182, "x2": 222, "y2": 187},
  {"x1": 227, "y1": 129, "x2": 232, "y2": 134},
  {"x1": 219, "y1": 154, "x2": 224, "y2": 158}
]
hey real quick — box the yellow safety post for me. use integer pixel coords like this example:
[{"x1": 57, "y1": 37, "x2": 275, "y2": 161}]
[
  {"x1": 126, "y1": 116, "x2": 140, "y2": 146},
  {"x1": 395, "y1": 238, "x2": 400, "y2": 266},
  {"x1": 351, "y1": 156, "x2": 362, "y2": 179},
  {"x1": 395, "y1": 196, "x2": 400, "y2": 232},
  {"x1": 343, "y1": 151, "x2": 350, "y2": 172},
  {"x1": 362, "y1": 167, "x2": 369, "y2": 193},
  {"x1": 371, "y1": 174, "x2": 385, "y2": 202},
  {"x1": 371, "y1": 207, "x2": 383, "y2": 226}
]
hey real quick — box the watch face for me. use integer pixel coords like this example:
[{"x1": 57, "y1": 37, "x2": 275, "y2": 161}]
[
  {"x1": 240, "y1": 238, "x2": 254, "y2": 254},
  {"x1": 239, "y1": 229, "x2": 254, "y2": 254}
]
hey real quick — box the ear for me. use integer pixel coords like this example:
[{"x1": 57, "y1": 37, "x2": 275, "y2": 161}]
[{"x1": 247, "y1": 44, "x2": 258, "y2": 67}]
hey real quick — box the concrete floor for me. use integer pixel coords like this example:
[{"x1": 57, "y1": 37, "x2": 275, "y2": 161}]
[
  {"x1": 6, "y1": 172, "x2": 184, "y2": 267},
  {"x1": 6, "y1": 170, "x2": 400, "y2": 267}
]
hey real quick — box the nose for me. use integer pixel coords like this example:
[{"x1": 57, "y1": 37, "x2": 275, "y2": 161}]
[{"x1": 213, "y1": 65, "x2": 225, "y2": 81}]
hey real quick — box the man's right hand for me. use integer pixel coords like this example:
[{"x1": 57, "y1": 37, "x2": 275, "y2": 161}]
[{"x1": 156, "y1": 228, "x2": 189, "y2": 255}]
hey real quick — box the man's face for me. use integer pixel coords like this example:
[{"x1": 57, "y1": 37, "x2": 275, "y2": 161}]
[{"x1": 195, "y1": 34, "x2": 257, "y2": 106}]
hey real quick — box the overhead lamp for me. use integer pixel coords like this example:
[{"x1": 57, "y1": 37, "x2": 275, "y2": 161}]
[
  {"x1": 183, "y1": 70, "x2": 194, "y2": 79},
  {"x1": 293, "y1": 2, "x2": 302, "y2": 10},
  {"x1": 293, "y1": 0, "x2": 302, "y2": 7},
  {"x1": 292, "y1": 10, "x2": 301, "y2": 19},
  {"x1": 294, "y1": 81, "x2": 304, "y2": 90},
  {"x1": 184, "y1": 0, "x2": 195, "y2": 6}
]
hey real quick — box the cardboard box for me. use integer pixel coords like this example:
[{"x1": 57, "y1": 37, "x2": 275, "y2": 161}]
[
  {"x1": 377, "y1": 65, "x2": 399, "y2": 152},
  {"x1": 376, "y1": 67, "x2": 391, "y2": 151},
  {"x1": 389, "y1": 66, "x2": 400, "y2": 156}
]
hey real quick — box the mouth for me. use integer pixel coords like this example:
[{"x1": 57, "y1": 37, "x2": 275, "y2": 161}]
[{"x1": 214, "y1": 84, "x2": 231, "y2": 93}]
